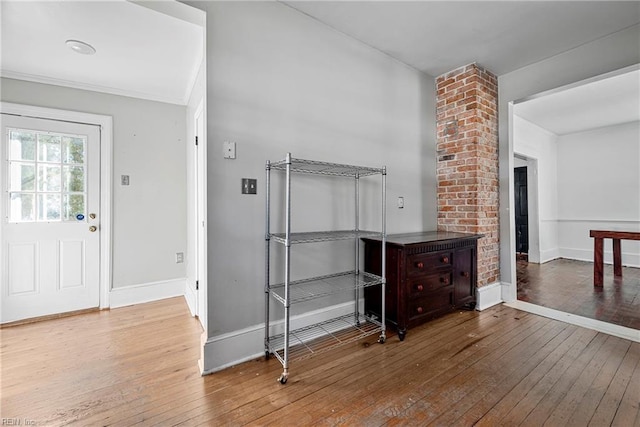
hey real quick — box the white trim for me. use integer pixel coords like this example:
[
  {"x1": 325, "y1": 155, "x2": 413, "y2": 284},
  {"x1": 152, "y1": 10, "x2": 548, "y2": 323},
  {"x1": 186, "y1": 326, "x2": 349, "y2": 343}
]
[
  {"x1": 558, "y1": 247, "x2": 640, "y2": 268},
  {"x1": 1, "y1": 70, "x2": 187, "y2": 106},
  {"x1": 505, "y1": 300, "x2": 640, "y2": 343},
  {"x1": 0, "y1": 102, "x2": 113, "y2": 310},
  {"x1": 554, "y1": 218, "x2": 640, "y2": 224},
  {"x1": 476, "y1": 282, "x2": 503, "y2": 311},
  {"x1": 540, "y1": 248, "x2": 561, "y2": 264},
  {"x1": 109, "y1": 278, "x2": 186, "y2": 309},
  {"x1": 201, "y1": 301, "x2": 357, "y2": 375},
  {"x1": 184, "y1": 280, "x2": 197, "y2": 317}
]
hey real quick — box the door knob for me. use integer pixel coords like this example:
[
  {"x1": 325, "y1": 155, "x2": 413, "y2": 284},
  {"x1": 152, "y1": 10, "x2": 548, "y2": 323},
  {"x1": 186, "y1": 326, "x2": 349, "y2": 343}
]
[{"x1": 89, "y1": 226, "x2": 97, "y2": 232}]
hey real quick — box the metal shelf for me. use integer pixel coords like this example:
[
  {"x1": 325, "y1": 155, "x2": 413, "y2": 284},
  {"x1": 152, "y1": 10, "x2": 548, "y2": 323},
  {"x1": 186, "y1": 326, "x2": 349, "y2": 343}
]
[
  {"x1": 270, "y1": 229, "x2": 382, "y2": 245},
  {"x1": 269, "y1": 271, "x2": 384, "y2": 305},
  {"x1": 265, "y1": 153, "x2": 386, "y2": 384},
  {"x1": 268, "y1": 313, "x2": 383, "y2": 363},
  {"x1": 270, "y1": 157, "x2": 384, "y2": 177}
]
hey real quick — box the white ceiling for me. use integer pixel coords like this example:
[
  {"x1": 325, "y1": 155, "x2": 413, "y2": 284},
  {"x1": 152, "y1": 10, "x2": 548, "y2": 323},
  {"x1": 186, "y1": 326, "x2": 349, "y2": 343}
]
[
  {"x1": 0, "y1": 0, "x2": 203, "y2": 105},
  {"x1": 514, "y1": 68, "x2": 640, "y2": 135},
  {"x1": 285, "y1": 1, "x2": 640, "y2": 77}
]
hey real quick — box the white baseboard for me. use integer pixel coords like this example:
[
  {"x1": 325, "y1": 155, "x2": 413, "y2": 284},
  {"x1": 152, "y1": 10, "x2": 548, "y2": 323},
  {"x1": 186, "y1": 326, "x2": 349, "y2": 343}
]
[
  {"x1": 184, "y1": 283, "x2": 197, "y2": 317},
  {"x1": 559, "y1": 247, "x2": 640, "y2": 268},
  {"x1": 476, "y1": 281, "x2": 503, "y2": 311},
  {"x1": 540, "y1": 248, "x2": 560, "y2": 264},
  {"x1": 201, "y1": 300, "x2": 359, "y2": 375},
  {"x1": 505, "y1": 300, "x2": 640, "y2": 343},
  {"x1": 109, "y1": 278, "x2": 186, "y2": 309}
]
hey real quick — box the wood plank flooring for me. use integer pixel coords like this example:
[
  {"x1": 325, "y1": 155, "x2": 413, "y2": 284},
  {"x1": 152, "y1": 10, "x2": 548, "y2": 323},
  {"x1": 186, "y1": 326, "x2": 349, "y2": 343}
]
[
  {"x1": 1, "y1": 297, "x2": 639, "y2": 426},
  {"x1": 517, "y1": 258, "x2": 640, "y2": 330}
]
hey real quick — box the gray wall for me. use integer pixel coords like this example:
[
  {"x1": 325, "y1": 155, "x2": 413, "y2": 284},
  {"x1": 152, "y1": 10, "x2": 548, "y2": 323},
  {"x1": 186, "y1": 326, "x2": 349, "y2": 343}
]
[
  {"x1": 189, "y1": 1, "x2": 436, "y2": 339},
  {"x1": 1, "y1": 78, "x2": 188, "y2": 290},
  {"x1": 498, "y1": 24, "x2": 640, "y2": 301}
]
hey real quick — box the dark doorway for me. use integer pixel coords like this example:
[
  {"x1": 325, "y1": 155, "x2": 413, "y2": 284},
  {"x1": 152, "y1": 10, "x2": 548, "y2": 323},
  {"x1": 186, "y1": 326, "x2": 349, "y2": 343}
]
[{"x1": 514, "y1": 166, "x2": 529, "y2": 254}]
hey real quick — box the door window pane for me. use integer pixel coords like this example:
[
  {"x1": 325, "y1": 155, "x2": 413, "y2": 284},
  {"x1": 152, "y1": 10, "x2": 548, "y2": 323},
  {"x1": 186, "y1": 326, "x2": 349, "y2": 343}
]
[
  {"x1": 37, "y1": 134, "x2": 61, "y2": 162},
  {"x1": 9, "y1": 131, "x2": 36, "y2": 161},
  {"x1": 63, "y1": 136, "x2": 85, "y2": 164},
  {"x1": 7, "y1": 128, "x2": 88, "y2": 223},
  {"x1": 37, "y1": 165, "x2": 61, "y2": 192},
  {"x1": 63, "y1": 194, "x2": 85, "y2": 221},
  {"x1": 37, "y1": 194, "x2": 61, "y2": 221},
  {"x1": 9, "y1": 193, "x2": 35, "y2": 222},
  {"x1": 9, "y1": 162, "x2": 36, "y2": 191},
  {"x1": 63, "y1": 166, "x2": 84, "y2": 192}
]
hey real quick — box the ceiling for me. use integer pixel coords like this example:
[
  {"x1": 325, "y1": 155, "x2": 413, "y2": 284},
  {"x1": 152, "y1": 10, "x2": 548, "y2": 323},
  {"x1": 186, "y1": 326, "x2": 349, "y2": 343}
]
[
  {"x1": 1, "y1": 0, "x2": 638, "y2": 132},
  {"x1": 285, "y1": 1, "x2": 640, "y2": 77},
  {"x1": 0, "y1": 0, "x2": 204, "y2": 105},
  {"x1": 514, "y1": 68, "x2": 640, "y2": 136}
]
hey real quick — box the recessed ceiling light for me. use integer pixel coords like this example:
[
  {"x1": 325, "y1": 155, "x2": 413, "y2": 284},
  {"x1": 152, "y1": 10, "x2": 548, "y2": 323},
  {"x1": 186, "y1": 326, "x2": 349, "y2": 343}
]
[{"x1": 65, "y1": 39, "x2": 96, "y2": 55}]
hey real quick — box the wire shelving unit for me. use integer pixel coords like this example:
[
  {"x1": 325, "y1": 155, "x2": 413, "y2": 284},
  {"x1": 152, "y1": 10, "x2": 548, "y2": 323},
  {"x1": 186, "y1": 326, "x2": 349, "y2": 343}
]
[{"x1": 264, "y1": 153, "x2": 387, "y2": 384}]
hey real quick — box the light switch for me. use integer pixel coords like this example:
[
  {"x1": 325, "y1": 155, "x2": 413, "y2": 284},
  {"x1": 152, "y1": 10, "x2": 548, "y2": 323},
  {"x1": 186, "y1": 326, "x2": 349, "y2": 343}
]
[
  {"x1": 224, "y1": 141, "x2": 236, "y2": 159},
  {"x1": 397, "y1": 197, "x2": 404, "y2": 209},
  {"x1": 242, "y1": 178, "x2": 257, "y2": 195}
]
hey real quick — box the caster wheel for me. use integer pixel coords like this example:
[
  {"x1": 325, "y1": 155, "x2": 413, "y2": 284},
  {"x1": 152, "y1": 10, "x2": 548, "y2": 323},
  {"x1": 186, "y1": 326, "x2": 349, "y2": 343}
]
[
  {"x1": 378, "y1": 335, "x2": 386, "y2": 344},
  {"x1": 277, "y1": 374, "x2": 288, "y2": 384},
  {"x1": 398, "y1": 330, "x2": 406, "y2": 341}
]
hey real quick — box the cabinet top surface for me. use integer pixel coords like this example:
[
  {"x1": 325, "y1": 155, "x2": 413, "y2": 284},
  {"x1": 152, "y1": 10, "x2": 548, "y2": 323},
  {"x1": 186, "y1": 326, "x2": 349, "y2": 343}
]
[
  {"x1": 364, "y1": 231, "x2": 483, "y2": 246},
  {"x1": 269, "y1": 156, "x2": 385, "y2": 177}
]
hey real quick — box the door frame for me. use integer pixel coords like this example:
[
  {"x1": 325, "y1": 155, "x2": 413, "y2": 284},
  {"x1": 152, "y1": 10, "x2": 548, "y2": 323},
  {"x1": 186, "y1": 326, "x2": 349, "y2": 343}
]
[{"x1": 1, "y1": 102, "x2": 113, "y2": 309}]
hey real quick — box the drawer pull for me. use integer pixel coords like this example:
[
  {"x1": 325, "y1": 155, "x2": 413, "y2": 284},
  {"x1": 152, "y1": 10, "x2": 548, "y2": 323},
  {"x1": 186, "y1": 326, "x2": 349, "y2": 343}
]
[
  {"x1": 441, "y1": 256, "x2": 450, "y2": 264},
  {"x1": 416, "y1": 284, "x2": 424, "y2": 291},
  {"x1": 440, "y1": 277, "x2": 450, "y2": 285},
  {"x1": 416, "y1": 262, "x2": 424, "y2": 269},
  {"x1": 461, "y1": 271, "x2": 470, "y2": 278},
  {"x1": 416, "y1": 306, "x2": 423, "y2": 314}
]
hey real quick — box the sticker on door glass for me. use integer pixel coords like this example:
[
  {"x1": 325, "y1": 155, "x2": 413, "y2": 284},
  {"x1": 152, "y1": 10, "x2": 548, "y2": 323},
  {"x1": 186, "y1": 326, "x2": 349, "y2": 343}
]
[{"x1": 76, "y1": 214, "x2": 85, "y2": 221}]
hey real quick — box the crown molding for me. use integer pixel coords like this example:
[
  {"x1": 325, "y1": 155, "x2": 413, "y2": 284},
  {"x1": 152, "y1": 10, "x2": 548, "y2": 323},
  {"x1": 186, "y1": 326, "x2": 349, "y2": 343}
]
[{"x1": 1, "y1": 70, "x2": 188, "y2": 106}]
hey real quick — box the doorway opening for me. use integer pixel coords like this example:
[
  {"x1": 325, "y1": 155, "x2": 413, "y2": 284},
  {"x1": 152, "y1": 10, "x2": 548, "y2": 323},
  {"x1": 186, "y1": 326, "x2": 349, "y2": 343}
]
[
  {"x1": 514, "y1": 165, "x2": 529, "y2": 260},
  {"x1": 508, "y1": 65, "x2": 640, "y2": 341}
]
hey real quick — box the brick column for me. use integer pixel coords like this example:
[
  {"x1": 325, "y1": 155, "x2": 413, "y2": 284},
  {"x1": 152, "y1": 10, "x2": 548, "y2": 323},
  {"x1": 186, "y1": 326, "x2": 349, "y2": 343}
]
[{"x1": 436, "y1": 63, "x2": 499, "y2": 286}]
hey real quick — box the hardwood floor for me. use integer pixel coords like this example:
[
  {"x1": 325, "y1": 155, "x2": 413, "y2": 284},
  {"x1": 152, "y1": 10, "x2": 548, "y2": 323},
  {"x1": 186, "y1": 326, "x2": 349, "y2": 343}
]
[
  {"x1": 2, "y1": 297, "x2": 639, "y2": 426},
  {"x1": 517, "y1": 258, "x2": 640, "y2": 330}
]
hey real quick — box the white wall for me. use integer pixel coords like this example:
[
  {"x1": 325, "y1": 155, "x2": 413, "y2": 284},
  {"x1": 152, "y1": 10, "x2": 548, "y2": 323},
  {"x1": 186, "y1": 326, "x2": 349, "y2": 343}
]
[
  {"x1": 185, "y1": 1, "x2": 436, "y2": 372},
  {"x1": 498, "y1": 24, "x2": 640, "y2": 301},
  {"x1": 556, "y1": 121, "x2": 640, "y2": 267},
  {"x1": 513, "y1": 115, "x2": 559, "y2": 263},
  {"x1": 0, "y1": 78, "x2": 188, "y2": 299}
]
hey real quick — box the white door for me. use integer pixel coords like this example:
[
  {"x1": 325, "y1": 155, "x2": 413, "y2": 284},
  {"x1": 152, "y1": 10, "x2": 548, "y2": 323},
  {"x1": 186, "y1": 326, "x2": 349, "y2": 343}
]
[
  {"x1": 195, "y1": 104, "x2": 207, "y2": 330},
  {"x1": 1, "y1": 114, "x2": 100, "y2": 323}
]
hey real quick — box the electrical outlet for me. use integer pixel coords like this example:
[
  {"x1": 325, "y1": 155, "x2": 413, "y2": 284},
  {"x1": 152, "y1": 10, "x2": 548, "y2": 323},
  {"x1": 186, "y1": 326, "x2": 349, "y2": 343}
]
[
  {"x1": 121, "y1": 175, "x2": 130, "y2": 186},
  {"x1": 176, "y1": 252, "x2": 184, "y2": 263}
]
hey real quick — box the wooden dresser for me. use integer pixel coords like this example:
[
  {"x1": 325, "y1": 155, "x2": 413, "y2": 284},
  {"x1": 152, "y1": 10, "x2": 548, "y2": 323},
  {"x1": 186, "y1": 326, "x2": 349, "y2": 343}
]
[{"x1": 363, "y1": 231, "x2": 482, "y2": 341}]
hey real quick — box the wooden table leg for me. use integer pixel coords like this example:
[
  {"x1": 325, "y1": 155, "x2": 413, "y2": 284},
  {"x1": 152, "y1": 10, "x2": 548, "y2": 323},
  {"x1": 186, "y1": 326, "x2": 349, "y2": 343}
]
[
  {"x1": 613, "y1": 238, "x2": 622, "y2": 277},
  {"x1": 594, "y1": 237, "x2": 604, "y2": 286}
]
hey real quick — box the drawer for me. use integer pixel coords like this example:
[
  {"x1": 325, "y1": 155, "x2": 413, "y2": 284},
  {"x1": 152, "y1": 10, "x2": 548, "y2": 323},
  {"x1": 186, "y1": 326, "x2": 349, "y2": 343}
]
[
  {"x1": 409, "y1": 272, "x2": 452, "y2": 295},
  {"x1": 408, "y1": 288, "x2": 453, "y2": 320},
  {"x1": 407, "y1": 252, "x2": 452, "y2": 276}
]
